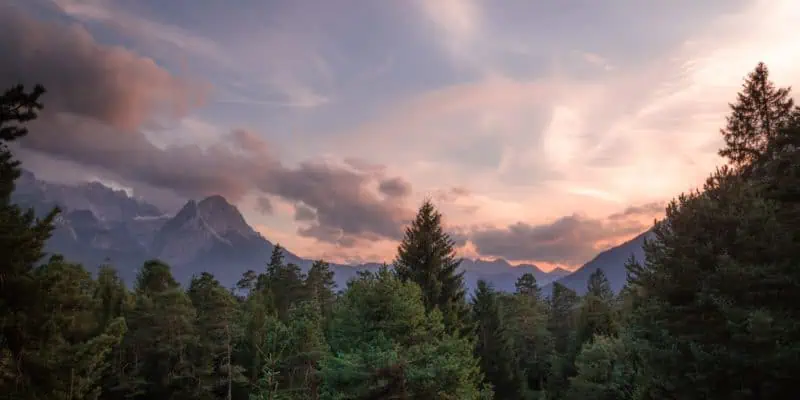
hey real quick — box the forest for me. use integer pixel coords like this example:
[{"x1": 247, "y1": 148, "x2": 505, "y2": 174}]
[{"x1": 1, "y1": 62, "x2": 798, "y2": 399}]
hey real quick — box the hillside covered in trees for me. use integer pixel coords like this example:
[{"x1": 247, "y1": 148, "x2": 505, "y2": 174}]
[{"x1": 2, "y1": 62, "x2": 799, "y2": 399}]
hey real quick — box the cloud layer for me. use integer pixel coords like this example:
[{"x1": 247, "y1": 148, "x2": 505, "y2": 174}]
[
  {"x1": 6, "y1": 0, "x2": 800, "y2": 268},
  {"x1": 469, "y1": 202, "x2": 664, "y2": 266},
  {"x1": 1, "y1": 4, "x2": 413, "y2": 249}
]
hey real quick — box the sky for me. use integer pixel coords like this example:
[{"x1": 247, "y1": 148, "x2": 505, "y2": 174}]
[{"x1": 3, "y1": 0, "x2": 800, "y2": 271}]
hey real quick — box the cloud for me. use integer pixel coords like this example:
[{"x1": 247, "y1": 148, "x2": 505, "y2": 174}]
[
  {"x1": 378, "y1": 177, "x2": 412, "y2": 198},
  {"x1": 49, "y1": 0, "x2": 224, "y2": 61},
  {"x1": 255, "y1": 196, "x2": 273, "y2": 215},
  {"x1": 469, "y1": 203, "x2": 661, "y2": 266},
  {"x1": 434, "y1": 186, "x2": 471, "y2": 202},
  {"x1": 48, "y1": 0, "x2": 331, "y2": 109},
  {"x1": 2, "y1": 5, "x2": 413, "y2": 246},
  {"x1": 293, "y1": 203, "x2": 316, "y2": 221},
  {"x1": 330, "y1": 0, "x2": 800, "y2": 225},
  {"x1": 607, "y1": 202, "x2": 665, "y2": 221},
  {"x1": 0, "y1": 3, "x2": 205, "y2": 130},
  {"x1": 416, "y1": 0, "x2": 481, "y2": 61}
]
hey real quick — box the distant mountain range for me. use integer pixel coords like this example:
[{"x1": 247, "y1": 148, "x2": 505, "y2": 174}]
[{"x1": 12, "y1": 170, "x2": 648, "y2": 294}]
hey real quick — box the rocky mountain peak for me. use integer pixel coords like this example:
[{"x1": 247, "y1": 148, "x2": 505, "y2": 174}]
[{"x1": 197, "y1": 195, "x2": 256, "y2": 237}]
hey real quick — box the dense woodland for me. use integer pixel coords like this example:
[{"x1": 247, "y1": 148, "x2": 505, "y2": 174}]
[{"x1": 1, "y1": 62, "x2": 799, "y2": 399}]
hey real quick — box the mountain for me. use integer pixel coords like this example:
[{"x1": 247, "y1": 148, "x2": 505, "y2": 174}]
[
  {"x1": 460, "y1": 258, "x2": 568, "y2": 293},
  {"x1": 13, "y1": 170, "x2": 163, "y2": 220},
  {"x1": 542, "y1": 230, "x2": 653, "y2": 296},
  {"x1": 11, "y1": 171, "x2": 574, "y2": 293}
]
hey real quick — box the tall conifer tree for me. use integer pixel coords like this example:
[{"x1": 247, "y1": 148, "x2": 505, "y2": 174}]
[
  {"x1": 394, "y1": 199, "x2": 470, "y2": 336},
  {"x1": 719, "y1": 62, "x2": 797, "y2": 169},
  {"x1": 0, "y1": 84, "x2": 60, "y2": 395}
]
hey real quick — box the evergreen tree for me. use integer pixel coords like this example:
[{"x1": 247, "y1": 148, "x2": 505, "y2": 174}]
[
  {"x1": 0, "y1": 83, "x2": 60, "y2": 396},
  {"x1": 188, "y1": 272, "x2": 246, "y2": 399},
  {"x1": 719, "y1": 62, "x2": 797, "y2": 169},
  {"x1": 27, "y1": 256, "x2": 126, "y2": 399},
  {"x1": 504, "y1": 283, "x2": 552, "y2": 399},
  {"x1": 575, "y1": 270, "x2": 616, "y2": 348},
  {"x1": 394, "y1": 199, "x2": 470, "y2": 336},
  {"x1": 262, "y1": 245, "x2": 305, "y2": 322},
  {"x1": 321, "y1": 268, "x2": 490, "y2": 399},
  {"x1": 515, "y1": 273, "x2": 542, "y2": 299},
  {"x1": 545, "y1": 283, "x2": 580, "y2": 399},
  {"x1": 283, "y1": 301, "x2": 328, "y2": 398},
  {"x1": 623, "y1": 65, "x2": 800, "y2": 399},
  {"x1": 119, "y1": 260, "x2": 198, "y2": 399},
  {"x1": 471, "y1": 280, "x2": 520, "y2": 399},
  {"x1": 248, "y1": 315, "x2": 292, "y2": 400},
  {"x1": 625, "y1": 168, "x2": 800, "y2": 399},
  {"x1": 95, "y1": 265, "x2": 135, "y2": 400},
  {"x1": 304, "y1": 260, "x2": 337, "y2": 322},
  {"x1": 94, "y1": 265, "x2": 131, "y2": 333},
  {"x1": 566, "y1": 335, "x2": 637, "y2": 400},
  {"x1": 265, "y1": 245, "x2": 286, "y2": 281},
  {"x1": 236, "y1": 270, "x2": 259, "y2": 295}
]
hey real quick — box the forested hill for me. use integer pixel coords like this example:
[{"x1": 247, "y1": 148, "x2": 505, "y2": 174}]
[{"x1": 2, "y1": 62, "x2": 800, "y2": 399}]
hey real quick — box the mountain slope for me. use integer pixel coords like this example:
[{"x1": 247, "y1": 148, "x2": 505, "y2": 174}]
[
  {"x1": 13, "y1": 170, "x2": 162, "y2": 220},
  {"x1": 12, "y1": 171, "x2": 579, "y2": 292},
  {"x1": 543, "y1": 230, "x2": 653, "y2": 296},
  {"x1": 149, "y1": 195, "x2": 303, "y2": 285}
]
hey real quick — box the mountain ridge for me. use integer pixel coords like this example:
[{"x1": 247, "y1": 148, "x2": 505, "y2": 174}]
[
  {"x1": 542, "y1": 230, "x2": 653, "y2": 296},
  {"x1": 12, "y1": 170, "x2": 635, "y2": 293}
]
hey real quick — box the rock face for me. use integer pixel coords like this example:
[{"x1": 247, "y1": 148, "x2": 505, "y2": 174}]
[{"x1": 13, "y1": 170, "x2": 644, "y2": 294}]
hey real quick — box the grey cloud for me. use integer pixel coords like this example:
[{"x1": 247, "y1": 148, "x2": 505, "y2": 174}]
[
  {"x1": 607, "y1": 202, "x2": 665, "y2": 221},
  {"x1": 470, "y1": 208, "x2": 654, "y2": 265},
  {"x1": 294, "y1": 203, "x2": 316, "y2": 221},
  {"x1": 270, "y1": 162, "x2": 412, "y2": 242},
  {"x1": 0, "y1": 4, "x2": 204, "y2": 130},
  {"x1": 3, "y1": 7, "x2": 413, "y2": 246},
  {"x1": 378, "y1": 177, "x2": 411, "y2": 198},
  {"x1": 298, "y1": 224, "x2": 358, "y2": 248},
  {"x1": 256, "y1": 196, "x2": 273, "y2": 215},
  {"x1": 446, "y1": 227, "x2": 470, "y2": 248},
  {"x1": 435, "y1": 186, "x2": 472, "y2": 202},
  {"x1": 343, "y1": 157, "x2": 387, "y2": 176}
]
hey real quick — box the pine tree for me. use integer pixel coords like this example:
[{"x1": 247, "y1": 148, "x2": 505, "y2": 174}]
[
  {"x1": 283, "y1": 301, "x2": 328, "y2": 398},
  {"x1": 248, "y1": 315, "x2": 292, "y2": 400},
  {"x1": 566, "y1": 335, "x2": 637, "y2": 400},
  {"x1": 321, "y1": 268, "x2": 490, "y2": 399},
  {"x1": 575, "y1": 270, "x2": 617, "y2": 348},
  {"x1": 623, "y1": 65, "x2": 800, "y2": 399},
  {"x1": 236, "y1": 270, "x2": 259, "y2": 295},
  {"x1": 26, "y1": 256, "x2": 126, "y2": 399},
  {"x1": 119, "y1": 260, "x2": 198, "y2": 399},
  {"x1": 625, "y1": 168, "x2": 800, "y2": 398},
  {"x1": 545, "y1": 283, "x2": 580, "y2": 399},
  {"x1": 262, "y1": 245, "x2": 305, "y2": 322},
  {"x1": 96, "y1": 266, "x2": 135, "y2": 400},
  {"x1": 719, "y1": 62, "x2": 797, "y2": 169},
  {"x1": 515, "y1": 273, "x2": 542, "y2": 299},
  {"x1": 265, "y1": 245, "x2": 286, "y2": 282},
  {"x1": 504, "y1": 278, "x2": 552, "y2": 399},
  {"x1": 471, "y1": 280, "x2": 520, "y2": 399},
  {"x1": 394, "y1": 199, "x2": 470, "y2": 336},
  {"x1": 0, "y1": 83, "x2": 60, "y2": 396},
  {"x1": 188, "y1": 272, "x2": 246, "y2": 399},
  {"x1": 305, "y1": 260, "x2": 337, "y2": 323}
]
